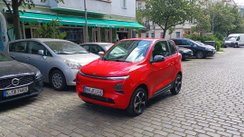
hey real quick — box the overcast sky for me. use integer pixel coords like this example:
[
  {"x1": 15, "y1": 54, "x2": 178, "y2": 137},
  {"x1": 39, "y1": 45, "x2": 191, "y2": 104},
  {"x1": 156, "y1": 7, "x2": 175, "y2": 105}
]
[{"x1": 234, "y1": 0, "x2": 244, "y2": 6}]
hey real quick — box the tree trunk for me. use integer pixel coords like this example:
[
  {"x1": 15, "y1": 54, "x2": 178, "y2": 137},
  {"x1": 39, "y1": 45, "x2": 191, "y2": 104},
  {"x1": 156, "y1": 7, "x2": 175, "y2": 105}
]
[
  {"x1": 162, "y1": 29, "x2": 167, "y2": 39},
  {"x1": 12, "y1": 0, "x2": 21, "y2": 39}
]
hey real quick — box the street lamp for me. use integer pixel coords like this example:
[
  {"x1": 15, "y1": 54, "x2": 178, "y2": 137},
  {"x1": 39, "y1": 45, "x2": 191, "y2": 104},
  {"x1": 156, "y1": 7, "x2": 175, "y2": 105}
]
[{"x1": 84, "y1": 0, "x2": 88, "y2": 42}]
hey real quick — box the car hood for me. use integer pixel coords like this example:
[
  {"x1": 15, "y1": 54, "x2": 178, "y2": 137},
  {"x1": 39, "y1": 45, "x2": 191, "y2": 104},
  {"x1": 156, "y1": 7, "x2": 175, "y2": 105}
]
[
  {"x1": 59, "y1": 53, "x2": 100, "y2": 66},
  {"x1": 0, "y1": 60, "x2": 37, "y2": 77},
  {"x1": 204, "y1": 44, "x2": 215, "y2": 50},
  {"x1": 81, "y1": 59, "x2": 142, "y2": 77}
]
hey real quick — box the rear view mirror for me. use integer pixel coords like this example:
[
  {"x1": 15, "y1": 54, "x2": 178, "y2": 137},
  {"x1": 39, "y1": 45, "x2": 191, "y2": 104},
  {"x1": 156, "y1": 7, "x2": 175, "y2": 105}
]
[
  {"x1": 98, "y1": 51, "x2": 105, "y2": 56},
  {"x1": 152, "y1": 55, "x2": 165, "y2": 63},
  {"x1": 38, "y1": 50, "x2": 44, "y2": 56}
]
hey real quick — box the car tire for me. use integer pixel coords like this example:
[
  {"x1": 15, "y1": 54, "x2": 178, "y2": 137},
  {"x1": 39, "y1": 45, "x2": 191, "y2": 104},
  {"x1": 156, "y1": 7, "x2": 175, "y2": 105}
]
[
  {"x1": 50, "y1": 70, "x2": 67, "y2": 91},
  {"x1": 196, "y1": 51, "x2": 204, "y2": 59},
  {"x1": 170, "y1": 74, "x2": 182, "y2": 95},
  {"x1": 127, "y1": 87, "x2": 147, "y2": 116}
]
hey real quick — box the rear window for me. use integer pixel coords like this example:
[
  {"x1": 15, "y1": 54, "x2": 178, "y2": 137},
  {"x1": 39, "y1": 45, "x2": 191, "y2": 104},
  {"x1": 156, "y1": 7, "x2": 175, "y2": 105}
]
[{"x1": 9, "y1": 42, "x2": 27, "y2": 53}]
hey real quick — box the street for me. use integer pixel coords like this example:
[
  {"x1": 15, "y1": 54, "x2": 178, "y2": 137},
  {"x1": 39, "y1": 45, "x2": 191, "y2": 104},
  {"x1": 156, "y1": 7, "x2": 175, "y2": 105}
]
[{"x1": 0, "y1": 48, "x2": 244, "y2": 137}]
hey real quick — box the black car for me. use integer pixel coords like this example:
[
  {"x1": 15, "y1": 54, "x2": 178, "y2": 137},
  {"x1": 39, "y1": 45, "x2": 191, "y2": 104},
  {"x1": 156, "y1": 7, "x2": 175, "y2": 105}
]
[
  {"x1": 0, "y1": 52, "x2": 43, "y2": 104},
  {"x1": 171, "y1": 38, "x2": 216, "y2": 59}
]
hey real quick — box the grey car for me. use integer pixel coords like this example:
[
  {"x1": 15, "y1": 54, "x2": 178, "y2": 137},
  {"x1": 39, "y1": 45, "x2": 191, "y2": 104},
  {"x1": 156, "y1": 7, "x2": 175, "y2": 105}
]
[
  {"x1": 80, "y1": 42, "x2": 113, "y2": 55},
  {"x1": 8, "y1": 39, "x2": 100, "y2": 90},
  {"x1": 0, "y1": 52, "x2": 42, "y2": 103}
]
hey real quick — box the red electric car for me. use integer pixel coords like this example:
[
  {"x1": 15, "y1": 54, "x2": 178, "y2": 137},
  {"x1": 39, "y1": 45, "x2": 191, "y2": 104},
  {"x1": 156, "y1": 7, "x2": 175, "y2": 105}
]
[{"x1": 76, "y1": 38, "x2": 182, "y2": 116}]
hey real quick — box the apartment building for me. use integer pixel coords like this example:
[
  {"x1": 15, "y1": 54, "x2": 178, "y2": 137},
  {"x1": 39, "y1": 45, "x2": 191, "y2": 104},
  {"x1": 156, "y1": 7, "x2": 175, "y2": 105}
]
[{"x1": 0, "y1": 0, "x2": 143, "y2": 43}]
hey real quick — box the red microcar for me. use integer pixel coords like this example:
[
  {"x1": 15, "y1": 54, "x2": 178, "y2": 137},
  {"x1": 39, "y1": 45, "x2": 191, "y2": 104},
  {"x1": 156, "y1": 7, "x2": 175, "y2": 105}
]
[{"x1": 76, "y1": 38, "x2": 182, "y2": 116}]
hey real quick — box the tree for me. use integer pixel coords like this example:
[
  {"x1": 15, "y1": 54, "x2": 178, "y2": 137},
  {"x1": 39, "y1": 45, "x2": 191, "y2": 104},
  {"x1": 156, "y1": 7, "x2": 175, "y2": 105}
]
[
  {"x1": 2, "y1": 0, "x2": 64, "y2": 39},
  {"x1": 144, "y1": 0, "x2": 197, "y2": 38},
  {"x1": 35, "y1": 20, "x2": 67, "y2": 39}
]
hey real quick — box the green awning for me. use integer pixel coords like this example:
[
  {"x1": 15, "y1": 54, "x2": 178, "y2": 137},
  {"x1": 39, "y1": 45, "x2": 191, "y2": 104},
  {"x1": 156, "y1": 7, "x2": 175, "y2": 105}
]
[{"x1": 19, "y1": 12, "x2": 144, "y2": 29}]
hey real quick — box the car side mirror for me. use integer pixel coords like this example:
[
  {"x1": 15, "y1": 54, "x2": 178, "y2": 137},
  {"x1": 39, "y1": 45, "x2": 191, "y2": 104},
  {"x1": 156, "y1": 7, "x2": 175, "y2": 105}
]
[
  {"x1": 152, "y1": 55, "x2": 165, "y2": 63},
  {"x1": 98, "y1": 51, "x2": 105, "y2": 56},
  {"x1": 38, "y1": 50, "x2": 44, "y2": 56}
]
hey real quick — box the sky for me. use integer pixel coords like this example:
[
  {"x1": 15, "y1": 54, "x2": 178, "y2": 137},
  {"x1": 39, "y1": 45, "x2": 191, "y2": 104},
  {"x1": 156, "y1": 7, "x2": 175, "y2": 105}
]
[{"x1": 234, "y1": 0, "x2": 244, "y2": 6}]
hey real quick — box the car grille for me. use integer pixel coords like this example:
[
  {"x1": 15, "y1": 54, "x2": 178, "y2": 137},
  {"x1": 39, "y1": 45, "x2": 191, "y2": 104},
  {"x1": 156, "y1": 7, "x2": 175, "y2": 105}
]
[{"x1": 0, "y1": 74, "x2": 34, "y2": 90}]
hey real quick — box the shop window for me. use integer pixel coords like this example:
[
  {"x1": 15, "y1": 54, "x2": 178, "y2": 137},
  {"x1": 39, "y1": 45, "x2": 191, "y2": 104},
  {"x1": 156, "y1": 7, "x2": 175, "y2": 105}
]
[{"x1": 105, "y1": 29, "x2": 112, "y2": 42}]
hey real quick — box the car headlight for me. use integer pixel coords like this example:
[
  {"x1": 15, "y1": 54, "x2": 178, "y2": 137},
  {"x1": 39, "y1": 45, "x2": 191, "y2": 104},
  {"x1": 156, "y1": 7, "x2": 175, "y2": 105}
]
[
  {"x1": 35, "y1": 70, "x2": 42, "y2": 79},
  {"x1": 64, "y1": 60, "x2": 81, "y2": 69}
]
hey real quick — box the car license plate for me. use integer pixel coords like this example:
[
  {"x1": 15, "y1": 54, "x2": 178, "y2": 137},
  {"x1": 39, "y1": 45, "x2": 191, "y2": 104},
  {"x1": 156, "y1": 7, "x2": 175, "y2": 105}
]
[
  {"x1": 84, "y1": 86, "x2": 103, "y2": 96},
  {"x1": 4, "y1": 86, "x2": 29, "y2": 97}
]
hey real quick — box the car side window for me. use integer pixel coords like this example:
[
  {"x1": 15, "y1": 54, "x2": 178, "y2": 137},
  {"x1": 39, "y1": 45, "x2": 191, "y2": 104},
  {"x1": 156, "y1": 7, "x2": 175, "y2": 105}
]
[
  {"x1": 28, "y1": 41, "x2": 51, "y2": 56},
  {"x1": 82, "y1": 45, "x2": 90, "y2": 51},
  {"x1": 95, "y1": 45, "x2": 104, "y2": 53},
  {"x1": 152, "y1": 41, "x2": 170, "y2": 58},
  {"x1": 9, "y1": 42, "x2": 28, "y2": 53},
  {"x1": 168, "y1": 41, "x2": 177, "y2": 55},
  {"x1": 173, "y1": 40, "x2": 181, "y2": 45},
  {"x1": 237, "y1": 36, "x2": 240, "y2": 41}
]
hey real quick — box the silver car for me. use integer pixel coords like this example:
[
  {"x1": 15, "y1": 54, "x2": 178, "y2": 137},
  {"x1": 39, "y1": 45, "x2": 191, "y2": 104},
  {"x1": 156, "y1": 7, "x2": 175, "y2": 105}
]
[{"x1": 7, "y1": 38, "x2": 100, "y2": 90}]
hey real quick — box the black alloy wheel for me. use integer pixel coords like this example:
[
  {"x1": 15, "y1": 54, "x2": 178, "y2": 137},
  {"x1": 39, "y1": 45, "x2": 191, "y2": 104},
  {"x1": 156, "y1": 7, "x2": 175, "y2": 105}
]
[{"x1": 170, "y1": 74, "x2": 182, "y2": 95}]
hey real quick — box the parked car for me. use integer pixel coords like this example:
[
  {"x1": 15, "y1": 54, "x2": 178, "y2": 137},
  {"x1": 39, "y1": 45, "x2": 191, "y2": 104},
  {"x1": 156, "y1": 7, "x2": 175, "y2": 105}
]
[
  {"x1": 8, "y1": 38, "x2": 100, "y2": 90},
  {"x1": 76, "y1": 38, "x2": 182, "y2": 116},
  {"x1": 169, "y1": 40, "x2": 193, "y2": 60},
  {"x1": 0, "y1": 52, "x2": 42, "y2": 103},
  {"x1": 80, "y1": 42, "x2": 113, "y2": 55},
  {"x1": 171, "y1": 38, "x2": 216, "y2": 59},
  {"x1": 224, "y1": 33, "x2": 244, "y2": 48}
]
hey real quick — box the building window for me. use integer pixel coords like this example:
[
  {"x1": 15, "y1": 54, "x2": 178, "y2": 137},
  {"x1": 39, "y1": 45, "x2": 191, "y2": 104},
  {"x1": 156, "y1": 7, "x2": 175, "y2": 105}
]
[
  {"x1": 176, "y1": 32, "x2": 181, "y2": 38},
  {"x1": 122, "y1": 0, "x2": 127, "y2": 9},
  {"x1": 97, "y1": 0, "x2": 112, "y2": 3},
  {"x1": 146, "y1": 33, "x2": 149, "y2": 38},
  {"x1": 151, "y1": 32, "x2": 155, "y2": 38}
]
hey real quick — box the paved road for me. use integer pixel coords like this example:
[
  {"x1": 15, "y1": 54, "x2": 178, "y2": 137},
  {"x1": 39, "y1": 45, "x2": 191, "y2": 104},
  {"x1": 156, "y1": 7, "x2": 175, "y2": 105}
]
[{"x1": 1, "y1": 48, "x2": 244, "y2": 137}]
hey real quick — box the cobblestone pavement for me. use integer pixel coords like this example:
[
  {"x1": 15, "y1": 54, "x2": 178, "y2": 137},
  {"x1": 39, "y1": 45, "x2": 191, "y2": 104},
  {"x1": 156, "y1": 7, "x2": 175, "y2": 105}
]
[{"x1": 1, "y1": 48, "x2": 244, "y2": 137}]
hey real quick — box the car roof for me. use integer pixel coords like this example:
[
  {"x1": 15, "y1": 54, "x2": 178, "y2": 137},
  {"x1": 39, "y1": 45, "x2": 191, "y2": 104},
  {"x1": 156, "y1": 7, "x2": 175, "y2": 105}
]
[
  {"x1": 9, "y1": 38, "x2": 69, "y2": 43},
  {"x1": 81, "y1": 42, "x2": 113, "y2": 45}
]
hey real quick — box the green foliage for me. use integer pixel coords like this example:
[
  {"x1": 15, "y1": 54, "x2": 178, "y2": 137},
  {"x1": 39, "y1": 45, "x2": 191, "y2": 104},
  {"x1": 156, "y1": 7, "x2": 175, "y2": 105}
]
[
  {"x1": 36, "y1": 20, "x2": 66, "y2": 39},
  {"x1": 185, "y1": 34, "x2": 223, "y2": 51},
  {"x1": 136, "y1": 10, "x2": 144, "y2": 25},
  {"x1": 194, "y1": 2, "x2": 244, "y2": 38},
  {"x1": 144, "y1": 0, "x2": 198, "y2": 38}
]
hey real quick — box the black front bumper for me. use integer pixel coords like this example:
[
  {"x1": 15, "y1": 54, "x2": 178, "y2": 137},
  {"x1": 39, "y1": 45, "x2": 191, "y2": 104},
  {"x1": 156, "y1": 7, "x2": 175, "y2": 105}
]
[{"x1": 0, "y1": 78, "x2": 43, "y2": 104}]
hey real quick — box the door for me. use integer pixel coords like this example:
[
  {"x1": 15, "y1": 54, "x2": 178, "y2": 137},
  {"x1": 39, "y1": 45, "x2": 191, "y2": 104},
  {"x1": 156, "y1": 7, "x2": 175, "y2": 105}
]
[
  {"x1": 149, "y1": 41, "x2": 173, "y2": 94},
  {"x1": 26, "y1": 41, "x2": 51, "y2": 80}
]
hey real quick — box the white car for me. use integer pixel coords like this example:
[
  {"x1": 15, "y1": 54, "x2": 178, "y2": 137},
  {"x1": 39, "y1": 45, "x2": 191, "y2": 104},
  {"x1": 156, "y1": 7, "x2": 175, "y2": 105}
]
[{"x1": 8, "y1": 38, "x2": 100, "y2": 90}]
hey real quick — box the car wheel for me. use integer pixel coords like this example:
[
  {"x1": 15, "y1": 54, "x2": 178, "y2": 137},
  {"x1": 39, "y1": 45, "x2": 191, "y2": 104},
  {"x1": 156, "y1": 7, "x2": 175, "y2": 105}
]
[
  {"x1": 50, "y1": 70, "x2": 67, "y2": 90},
  {"x1": 127, "y1": 87, "x2": 147, "y2": 116},
  {"x1": 170, "y1": 74, "x2": 182, "y2": 95},
  {"x1": 196, "y1": 51, "x2": 204, "y2": 59}
]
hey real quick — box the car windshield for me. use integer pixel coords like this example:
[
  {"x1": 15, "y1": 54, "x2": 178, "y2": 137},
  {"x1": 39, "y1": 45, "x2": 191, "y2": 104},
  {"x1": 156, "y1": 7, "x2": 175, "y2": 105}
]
[
  {"x1": 0, "y1": 53, "x2": 13, "y2": 62},
  {"x1": 44, "y1": 41, "x2": 88, "y2": 54},
  {"x1": 102, "y1": 40, "x2": 151, "y2": 63},
  {"x1": 226, "y1": 36, "x2": 237, "y2": 41},
  {"x1": 195, "y1": 41, "x2": 205, "y2": 46}
]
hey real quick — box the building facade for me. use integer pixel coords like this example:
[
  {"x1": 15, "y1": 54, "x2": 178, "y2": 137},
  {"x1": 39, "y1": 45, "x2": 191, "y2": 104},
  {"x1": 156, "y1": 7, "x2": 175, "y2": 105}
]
[{"x1": 0, "y1": 0, "x2": 143, "y2": 43}]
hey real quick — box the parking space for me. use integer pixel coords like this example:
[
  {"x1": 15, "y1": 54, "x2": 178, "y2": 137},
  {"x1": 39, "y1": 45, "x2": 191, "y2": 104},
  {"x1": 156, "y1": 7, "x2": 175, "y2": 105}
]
[{"x1": 1, "y1": 48, "x2": 244, "y2": 137}]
